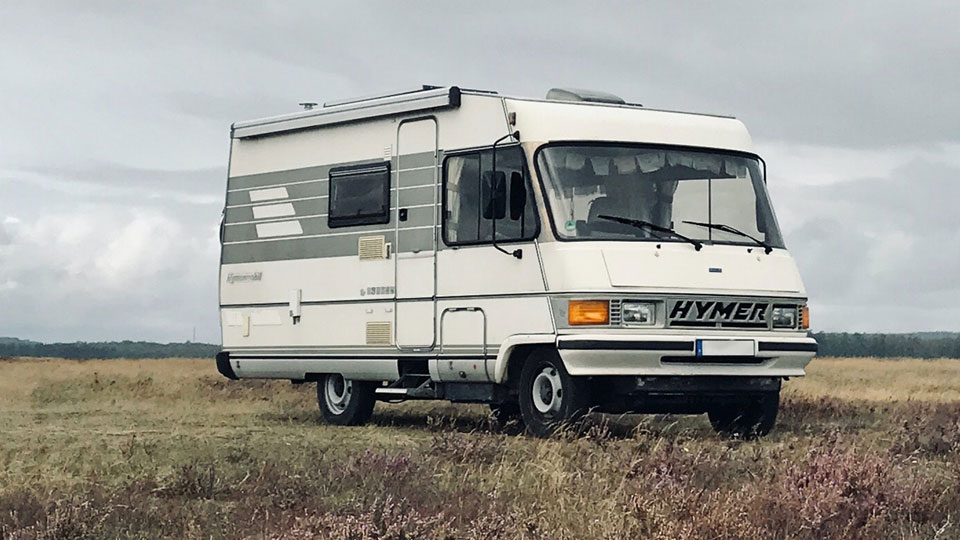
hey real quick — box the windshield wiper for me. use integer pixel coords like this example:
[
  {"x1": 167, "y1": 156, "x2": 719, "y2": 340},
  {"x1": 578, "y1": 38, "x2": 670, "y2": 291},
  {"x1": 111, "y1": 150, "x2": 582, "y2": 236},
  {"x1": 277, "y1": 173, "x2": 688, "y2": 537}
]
[
  {"x1": 598, "y1": 215, "x2": 703, "y2": 251},
  {"x1": 682, "y1": 220, "x2": 773, "y2": 254}
]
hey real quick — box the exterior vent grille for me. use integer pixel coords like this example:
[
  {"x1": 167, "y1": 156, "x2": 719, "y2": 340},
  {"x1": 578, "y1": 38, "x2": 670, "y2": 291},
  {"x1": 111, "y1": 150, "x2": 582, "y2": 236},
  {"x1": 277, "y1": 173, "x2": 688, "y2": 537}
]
[
  {"x1": 366, "y1": 321, "x2": 393, "y2": 346},
  {"x1": 545, "y1": 88, "x2": 627, "y2": 105},
  {"x1": 609, "y1": 299, "x2": 623, "y2": 326},
  {"x1": 358, "y1": 236, "x2": 389, "y2": 261}
]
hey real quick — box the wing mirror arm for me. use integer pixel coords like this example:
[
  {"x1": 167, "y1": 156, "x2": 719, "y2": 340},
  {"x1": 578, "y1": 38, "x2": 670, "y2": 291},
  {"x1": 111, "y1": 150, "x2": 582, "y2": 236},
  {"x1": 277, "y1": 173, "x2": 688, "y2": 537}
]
[{"x1": 490, "y1": 130, "x2": 522, "y2": 260}]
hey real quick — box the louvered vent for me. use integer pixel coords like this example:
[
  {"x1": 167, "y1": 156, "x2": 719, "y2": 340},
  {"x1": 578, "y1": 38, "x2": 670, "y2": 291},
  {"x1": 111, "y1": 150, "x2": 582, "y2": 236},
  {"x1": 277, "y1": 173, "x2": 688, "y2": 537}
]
[
  {"x1": 358, "y1": 236, "x2": 389, "y2": 260},
  {"x1": 609, "y1": 299, "x2": 623, "y2": 326},
  {"x1": 365, "y1": 321, "x2": 393, "y2": 346}
]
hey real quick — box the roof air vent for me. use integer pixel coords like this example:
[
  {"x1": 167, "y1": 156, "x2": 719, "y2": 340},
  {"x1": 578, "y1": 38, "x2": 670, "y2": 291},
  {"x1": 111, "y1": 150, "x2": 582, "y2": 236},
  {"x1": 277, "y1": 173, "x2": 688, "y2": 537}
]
[{"x1": 545, "y1": 88, "x2": 628, "y2": 105}]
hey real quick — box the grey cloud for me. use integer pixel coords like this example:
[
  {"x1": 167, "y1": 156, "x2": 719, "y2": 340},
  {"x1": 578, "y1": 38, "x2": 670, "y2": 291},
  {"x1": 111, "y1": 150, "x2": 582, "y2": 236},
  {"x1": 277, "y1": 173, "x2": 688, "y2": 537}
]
[
  {"x1": 0, "y1": 222, "x2": 13, "y2": 246},
  {"x1": 0, "y1": 170, "x2": 220, "y2": 342},
  {"x1": 783, "y1": 158, "x2": 960, "y2": 330},
  {"x1": 4, "y1": 2, "x2": 959, "y2": 155},
  {"x1": 18, "y1": 163, "x2": 226, "y2": 201},
  {"x1": 0, "y1": 200, "x2": 220, "y2": 343}
]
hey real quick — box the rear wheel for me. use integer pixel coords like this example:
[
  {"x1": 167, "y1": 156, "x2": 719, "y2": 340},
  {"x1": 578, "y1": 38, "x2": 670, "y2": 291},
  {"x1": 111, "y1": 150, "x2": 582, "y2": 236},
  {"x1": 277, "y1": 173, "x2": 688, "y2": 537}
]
[
  {"x1": 317, "y1": 374, "x2": 376, "y2": 426},
  {"x1": 518, "y1": 350, "x2": 590, "y2": 437},
  {"x1": 708, "y1": 391, "x2": 779, "y2": 438}
]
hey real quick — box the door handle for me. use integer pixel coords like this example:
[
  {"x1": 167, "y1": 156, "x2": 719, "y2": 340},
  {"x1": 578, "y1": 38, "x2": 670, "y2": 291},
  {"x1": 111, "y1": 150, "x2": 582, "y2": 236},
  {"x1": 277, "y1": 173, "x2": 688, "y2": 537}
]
[{"x1": 399, "y1": 208, "x2": 409, "y2": 222}]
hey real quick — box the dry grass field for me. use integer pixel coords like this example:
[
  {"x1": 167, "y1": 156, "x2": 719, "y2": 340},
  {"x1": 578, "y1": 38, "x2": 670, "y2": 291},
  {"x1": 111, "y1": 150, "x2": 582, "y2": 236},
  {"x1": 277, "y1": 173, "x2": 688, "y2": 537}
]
[{"x1": 1, "y1": 356, "x2": 959, "y2": 539}]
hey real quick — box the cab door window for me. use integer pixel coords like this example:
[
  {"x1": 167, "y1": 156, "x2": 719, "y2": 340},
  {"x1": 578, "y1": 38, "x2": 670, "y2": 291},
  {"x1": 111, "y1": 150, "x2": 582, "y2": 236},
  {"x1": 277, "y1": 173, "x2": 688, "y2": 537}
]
[{"x1": 442, "y1": 146, "x2": 538, "y2": 245}]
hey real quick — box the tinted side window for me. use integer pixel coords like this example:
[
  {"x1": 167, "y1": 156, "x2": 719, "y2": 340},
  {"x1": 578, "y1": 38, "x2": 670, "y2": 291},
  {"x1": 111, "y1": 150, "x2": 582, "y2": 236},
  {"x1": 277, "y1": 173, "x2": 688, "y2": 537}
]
[
  {"x1": 328, "y1": 163, "x2": 391, "y2": 228},
  {"x1": 443, "y1": 146, "x2": 537, "y2": 245}
]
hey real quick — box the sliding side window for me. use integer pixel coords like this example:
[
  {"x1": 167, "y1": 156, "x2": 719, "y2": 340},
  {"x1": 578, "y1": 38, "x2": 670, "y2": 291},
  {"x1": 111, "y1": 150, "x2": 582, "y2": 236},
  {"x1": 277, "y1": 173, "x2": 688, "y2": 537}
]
[
  {"x1": 328, "y1": 162, "x2": 391, "y2": 228},
  {"x1": 443, "y1": 146, "x2": 538, "y2": 245}
]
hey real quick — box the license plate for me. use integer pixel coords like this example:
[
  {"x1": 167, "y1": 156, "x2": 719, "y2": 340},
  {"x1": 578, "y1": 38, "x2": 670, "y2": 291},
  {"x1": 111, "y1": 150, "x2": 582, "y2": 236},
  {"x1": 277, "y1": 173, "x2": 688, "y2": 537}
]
[{"x1": 696, "y1": 339, "x2": 755, "y2": 357}]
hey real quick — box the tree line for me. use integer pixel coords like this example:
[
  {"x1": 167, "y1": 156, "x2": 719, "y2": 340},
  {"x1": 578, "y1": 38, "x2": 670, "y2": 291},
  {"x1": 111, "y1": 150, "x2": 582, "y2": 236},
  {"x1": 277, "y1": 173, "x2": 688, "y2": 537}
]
[
  {"x1": 811, "y1": 332, "x2": 960, "y2": 359},
  {"x1": 0, "y1": 338, "x2": 219, "y2": 360}
]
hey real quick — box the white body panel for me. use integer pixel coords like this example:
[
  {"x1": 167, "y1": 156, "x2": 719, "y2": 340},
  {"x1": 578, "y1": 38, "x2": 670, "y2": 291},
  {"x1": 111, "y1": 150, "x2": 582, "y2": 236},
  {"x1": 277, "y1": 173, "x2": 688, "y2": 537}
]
[
  {"x1": 538, "y1": 242, "x2": 805, "y2": 296},
  {"x1": 218, "y1": 88, "x2": 816, "y2": 387}
]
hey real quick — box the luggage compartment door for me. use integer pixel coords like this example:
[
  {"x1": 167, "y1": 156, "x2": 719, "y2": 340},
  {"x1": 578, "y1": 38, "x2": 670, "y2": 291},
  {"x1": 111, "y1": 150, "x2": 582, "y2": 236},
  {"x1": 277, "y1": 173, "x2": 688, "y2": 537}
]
[{"x1": 394, "y1": 117, "x2": 438, "y2": 350}]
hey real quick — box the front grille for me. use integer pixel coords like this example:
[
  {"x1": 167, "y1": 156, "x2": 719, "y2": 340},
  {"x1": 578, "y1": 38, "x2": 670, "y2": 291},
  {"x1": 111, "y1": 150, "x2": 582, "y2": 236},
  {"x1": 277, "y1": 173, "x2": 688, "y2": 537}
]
[
  {"x1": 669, "y1": 320, "x2": 717, "y2": 328},
  {"x1": 721, "y1": 321, "x2": 768, "y2": 329},
  {"x1": 671, "y1": 320, "x2": 768, "y2": 329}
]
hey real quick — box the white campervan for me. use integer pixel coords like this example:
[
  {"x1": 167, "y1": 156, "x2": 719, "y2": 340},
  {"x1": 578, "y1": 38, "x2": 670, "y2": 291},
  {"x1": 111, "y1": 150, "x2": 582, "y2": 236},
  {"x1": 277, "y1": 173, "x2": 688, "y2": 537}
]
[{"x1": 217, "y1": 86, "x2": 816, "y2": 437}]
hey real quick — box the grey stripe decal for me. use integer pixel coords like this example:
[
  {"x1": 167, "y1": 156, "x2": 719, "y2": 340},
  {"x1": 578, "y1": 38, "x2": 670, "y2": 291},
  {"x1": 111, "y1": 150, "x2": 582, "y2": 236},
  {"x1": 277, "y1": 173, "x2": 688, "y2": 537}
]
[
  {"x1": 224, "y1": 198, "x2": 325, "y2": 224},
  {"x1": 222, "y1": 150, "x2": 450, "y2": 263},
  {"x1": 397, "y1": 185, "x2": 437, "y2": 207},
  {"x1": 224, "y1": 185, "x2": 437, "y2": 224},
  {"x1": 223, "y1": 206, "x2": 436, "y2": 242},
  {"x1": 395, "y1": 167, "x2": 434, "y2": 187},
  {"x1": 229, "y1": 163, "x2": 347, "y2": 191},
  {"x1": 221, "y1": 227, "x2": 436, "y2": 263},
  {"x1": 394, "y1": 152, "x2": 439, "y2": 171},
  {"x1": 226, "y1": 181, "x2": 327, "y2": 207},
  {"x1": 227, "y1": 151, "x2": 436, "y2": 190}
]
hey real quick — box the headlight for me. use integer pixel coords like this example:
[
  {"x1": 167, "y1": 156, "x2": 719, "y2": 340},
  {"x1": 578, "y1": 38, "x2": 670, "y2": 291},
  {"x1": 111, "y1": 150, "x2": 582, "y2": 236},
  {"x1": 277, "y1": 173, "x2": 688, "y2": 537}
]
[
  {"x1": 621, "y1": 301, "x2": 656, "y2": 326},
  {"x1": 772, "y1": 306, "x2": 798, "y2": 328}
]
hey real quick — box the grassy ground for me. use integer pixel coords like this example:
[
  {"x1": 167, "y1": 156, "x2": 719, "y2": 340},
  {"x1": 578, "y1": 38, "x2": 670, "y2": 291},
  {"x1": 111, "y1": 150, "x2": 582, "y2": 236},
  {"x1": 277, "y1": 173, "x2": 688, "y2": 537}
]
[{"x1": 1, "y1": 357, "x2": 959, "y2": 539}]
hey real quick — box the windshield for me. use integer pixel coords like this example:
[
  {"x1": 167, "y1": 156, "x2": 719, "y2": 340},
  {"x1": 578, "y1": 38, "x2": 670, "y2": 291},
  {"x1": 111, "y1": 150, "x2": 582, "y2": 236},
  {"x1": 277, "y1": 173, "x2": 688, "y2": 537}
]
[{"x1": 535, "y1": 144, "x2": 785, "y2": 248}]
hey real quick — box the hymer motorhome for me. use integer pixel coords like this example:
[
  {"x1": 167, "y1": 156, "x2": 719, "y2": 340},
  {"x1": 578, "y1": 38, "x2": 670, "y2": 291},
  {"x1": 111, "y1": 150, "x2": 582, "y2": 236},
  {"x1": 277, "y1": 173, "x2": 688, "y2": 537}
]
[{"x1": 216, "y1": 86, "x2": 816, "y2": 437}]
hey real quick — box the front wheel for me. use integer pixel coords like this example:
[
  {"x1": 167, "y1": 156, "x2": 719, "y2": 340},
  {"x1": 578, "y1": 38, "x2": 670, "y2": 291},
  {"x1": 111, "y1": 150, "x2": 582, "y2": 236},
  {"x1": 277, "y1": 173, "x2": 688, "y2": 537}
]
[
  {"x1": 708, "y1": 391, "x2": 779, "y2": 438},
  {"x1": 317, "y1": 374, "x2": 376, "y2": 426},
  {"x1": 518, "y1": 350, "x2": 590, "y2": 437}
]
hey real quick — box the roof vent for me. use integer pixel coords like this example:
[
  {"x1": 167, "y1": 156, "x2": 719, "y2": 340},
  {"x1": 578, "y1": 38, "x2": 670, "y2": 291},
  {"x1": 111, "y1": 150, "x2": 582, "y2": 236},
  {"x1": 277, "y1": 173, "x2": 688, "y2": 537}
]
[{"x1": 545, "y1": 88, "x2": 628, "y2": 105}]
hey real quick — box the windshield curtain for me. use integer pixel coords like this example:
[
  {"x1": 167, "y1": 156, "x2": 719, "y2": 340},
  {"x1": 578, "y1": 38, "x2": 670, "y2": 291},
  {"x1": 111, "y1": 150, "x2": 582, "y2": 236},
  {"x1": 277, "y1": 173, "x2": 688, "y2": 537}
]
[{"x1": 535, "y1": 144, "x2": 785, "y2": 248}]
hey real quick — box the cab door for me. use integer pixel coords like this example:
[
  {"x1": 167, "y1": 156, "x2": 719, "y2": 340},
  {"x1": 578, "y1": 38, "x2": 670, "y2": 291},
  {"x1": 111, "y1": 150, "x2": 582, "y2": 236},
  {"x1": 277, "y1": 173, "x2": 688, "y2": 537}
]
[{"x1": 394, "y1": 117, "x2": 439, "y2": 350}]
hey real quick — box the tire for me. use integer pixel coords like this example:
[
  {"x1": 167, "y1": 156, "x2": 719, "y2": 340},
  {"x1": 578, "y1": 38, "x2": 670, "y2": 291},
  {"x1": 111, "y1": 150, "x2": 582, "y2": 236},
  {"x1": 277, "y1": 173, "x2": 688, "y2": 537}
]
[
  {"x1": 518, "y1": 349, "x2": 591, "y2": 437},
  {"x1": 317, "y1": 374, "x2": 376, "y2": 426},
  {"x1": 708, "y1": 391, "x2": 779, "y2": 438}
]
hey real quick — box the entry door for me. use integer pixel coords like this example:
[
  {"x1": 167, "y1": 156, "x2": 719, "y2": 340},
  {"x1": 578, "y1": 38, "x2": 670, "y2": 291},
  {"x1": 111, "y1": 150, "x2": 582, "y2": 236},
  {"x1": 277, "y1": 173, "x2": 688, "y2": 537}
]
[{"x1": 394, "y1": 118, "x2": 438, "y2": 350}]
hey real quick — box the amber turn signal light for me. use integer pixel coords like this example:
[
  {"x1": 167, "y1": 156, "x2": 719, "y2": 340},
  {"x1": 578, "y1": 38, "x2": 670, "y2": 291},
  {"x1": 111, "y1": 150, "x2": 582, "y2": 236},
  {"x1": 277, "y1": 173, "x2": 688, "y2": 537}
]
[
  {"x1": 800, "y1": 305, "x2": 810, "y2": 330},
  {"x1": 568, "y1": 300, "x2": 610, "y2": 325}
]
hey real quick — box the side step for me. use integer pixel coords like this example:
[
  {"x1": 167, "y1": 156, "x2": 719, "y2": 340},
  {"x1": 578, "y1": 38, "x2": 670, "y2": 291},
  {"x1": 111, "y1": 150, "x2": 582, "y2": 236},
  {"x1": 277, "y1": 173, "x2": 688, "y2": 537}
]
[
  {"x1": 375, "y1": 382, "x2": 506, "y2": 404},
  {"x1": 375, "y1": 379, "x2": 439, "y2": 400}
]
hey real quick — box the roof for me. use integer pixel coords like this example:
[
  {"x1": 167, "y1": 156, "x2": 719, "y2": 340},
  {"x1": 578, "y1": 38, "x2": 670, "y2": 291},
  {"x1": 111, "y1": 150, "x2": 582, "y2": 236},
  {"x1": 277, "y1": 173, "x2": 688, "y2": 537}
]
[{"x1": 231, "y1": 86, "x2": 744, "y2": 146}]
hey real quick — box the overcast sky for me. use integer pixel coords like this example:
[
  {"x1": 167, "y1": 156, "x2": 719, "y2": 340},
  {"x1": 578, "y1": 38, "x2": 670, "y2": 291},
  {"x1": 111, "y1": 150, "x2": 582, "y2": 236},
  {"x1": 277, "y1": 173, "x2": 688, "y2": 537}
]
[{"x1": 1, "y1": 2, "x2": 958, "y2": 343}]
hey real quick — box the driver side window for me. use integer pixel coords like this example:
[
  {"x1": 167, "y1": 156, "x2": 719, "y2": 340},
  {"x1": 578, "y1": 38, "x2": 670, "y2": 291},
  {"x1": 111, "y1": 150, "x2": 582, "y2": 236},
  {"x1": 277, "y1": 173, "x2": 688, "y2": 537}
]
[{"x1": 442, "y1": 146, "x2": 538, "y2": 246}]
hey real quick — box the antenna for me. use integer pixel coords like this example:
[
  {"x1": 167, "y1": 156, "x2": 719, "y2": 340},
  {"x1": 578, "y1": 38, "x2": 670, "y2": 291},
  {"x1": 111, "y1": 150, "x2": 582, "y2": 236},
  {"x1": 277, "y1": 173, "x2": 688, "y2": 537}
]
[{"x1": 298, "y1": 102, "x2": 318, "y2": 111}]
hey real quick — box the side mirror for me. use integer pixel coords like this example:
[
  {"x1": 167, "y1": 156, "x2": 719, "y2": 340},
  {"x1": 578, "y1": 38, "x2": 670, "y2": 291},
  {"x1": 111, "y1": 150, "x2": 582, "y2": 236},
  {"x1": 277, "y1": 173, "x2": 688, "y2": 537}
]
[
  {"x1": 481, "y1": 171, "x2": 506, "y2": 220},
  {"x1": 509, "y1": 171, "x2": 526, "y2": 220},
  {"x1": 755, "y1": 197, "x2": 768, "y2": 234}
]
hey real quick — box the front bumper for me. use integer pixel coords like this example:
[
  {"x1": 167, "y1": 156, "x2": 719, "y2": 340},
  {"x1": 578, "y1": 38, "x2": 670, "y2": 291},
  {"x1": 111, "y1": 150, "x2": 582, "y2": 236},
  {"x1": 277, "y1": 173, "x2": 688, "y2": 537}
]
[{"x1": 556, "y1": 334, "x2": 816, "y2": 377}]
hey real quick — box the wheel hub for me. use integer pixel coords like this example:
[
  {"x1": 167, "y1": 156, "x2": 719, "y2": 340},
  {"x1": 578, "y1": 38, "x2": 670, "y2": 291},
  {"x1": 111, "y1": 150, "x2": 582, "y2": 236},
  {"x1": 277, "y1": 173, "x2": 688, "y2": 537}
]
[
  {"x1": 324, "y1": 375, "x2": 353, "y2": 414},
  {"x1": 531, "y1": 367, "x2": 563, "y2": 415}
]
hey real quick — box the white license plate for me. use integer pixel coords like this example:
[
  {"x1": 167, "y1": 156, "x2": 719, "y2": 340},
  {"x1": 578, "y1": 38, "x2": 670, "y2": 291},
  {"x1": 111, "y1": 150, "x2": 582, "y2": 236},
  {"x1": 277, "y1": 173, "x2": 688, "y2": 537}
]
[{"x1": 696, "y1": 339, "x2": 755, "y2": 357}]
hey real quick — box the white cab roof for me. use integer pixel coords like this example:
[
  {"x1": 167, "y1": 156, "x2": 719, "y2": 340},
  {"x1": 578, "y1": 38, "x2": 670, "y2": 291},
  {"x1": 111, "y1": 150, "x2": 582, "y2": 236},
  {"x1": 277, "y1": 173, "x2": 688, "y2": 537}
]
[{"x1": 504, "y1": 97, "x2": 754, "y2": 154}]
